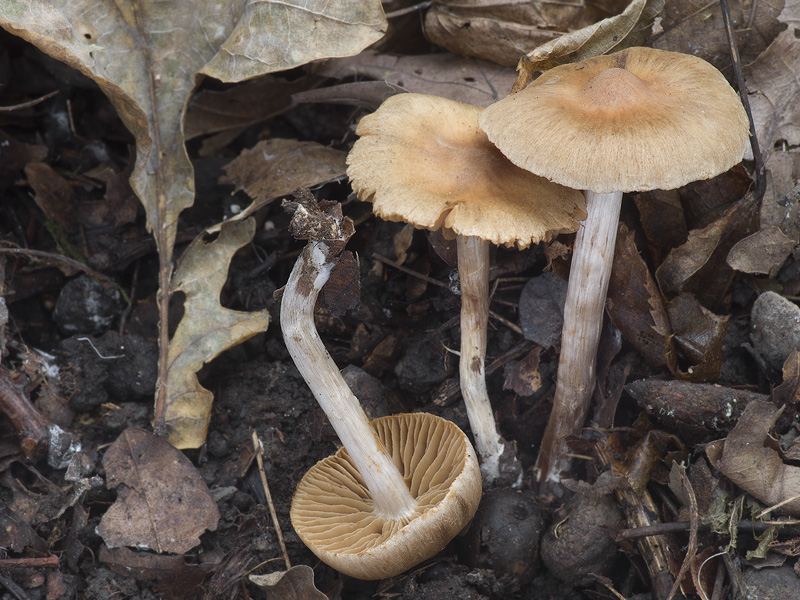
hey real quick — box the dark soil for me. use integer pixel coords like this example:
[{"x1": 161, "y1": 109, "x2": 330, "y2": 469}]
[{"x1": 1, "y1": 24, "x2": 799, "y2": 600}]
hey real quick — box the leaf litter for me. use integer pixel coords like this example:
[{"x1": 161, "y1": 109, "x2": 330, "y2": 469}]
[{"x1": 0, "y1": 0, "x2": 799, "y2": 598}]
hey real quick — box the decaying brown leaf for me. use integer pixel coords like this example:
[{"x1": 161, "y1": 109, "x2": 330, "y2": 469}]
[
  {"x1": 249, "y1": 565, "x2": 327, "y2": 600},
  {"x1": 24, "y1": 162, "x2": 76, "y2": 233},
  {"x1": 518, "y1": 272, "x2": 567, "y2": 349},
  {"x1": 652, "y1": 0, "x2": 784, "y2": 71},
  {"x1": 515, "y1": 0, "x2": 663, "y2": 87},
  {"x1": 184, "y1": 75, "x2": 312, "y2": 141},
  {"x1": 745, "y1": 4, "x2": 800, "y2": 159},
  {"x1": 163, "y1": 218, "x2": 270, "y2": 449},
  {"x1": 503, "y1": 347, "x2": 543, "y2": 396},
  {"x1": 0, "y1": 0, "x2": 386, "y2": 441},
  {"x1": 706, "y1": 400, "x2": 800, "y2": 516},
  {"x1": 424, "y1": 0, "x2": 589, "y2": 67},
  {"x1": 315, "y1": 51, "x2": 517, "y2": 106},
  {"x1": 219, "y1": 139, "x2": 347, "y2": 210},
  {"x1": 727, "y1": 225, "x2": 797, "y2": 277},
  {"x1": 667, "y1": 293, "x2": 729, "y2": 382},
  {"x1": 655, "y1": 194, "x2": 759, "y2": 308},
  {"x1": 97, "y1": 428, "x2": 220, "y2": 553},
  {"x1": 607, "y1": 225, "x2": 673, "y2": 369},
  {"x1": 632, "y1": 190, "x2": 688, "y2": 256}
]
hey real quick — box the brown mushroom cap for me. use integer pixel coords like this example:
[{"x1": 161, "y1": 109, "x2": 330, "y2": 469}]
[
  {"x1": 290, "y1": 413, "x2": 482, "y2": 580},
  {"x1": 346, "y1": 93, "x2": 586, "y2": 249},
  {"x1": 479, "y1": 47, "x2": 750, "y2": 194}
]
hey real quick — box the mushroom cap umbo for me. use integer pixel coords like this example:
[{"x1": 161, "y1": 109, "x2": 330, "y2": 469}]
[
  {"x1": 346, "y1": 93, "x2": 586, "y2": 249},
  {"x1": 290, "y1": 413, "x2": 482, "y2": 580},
  {"x1": 479, "y1": 47, "x2": 750, "y2": 194}
]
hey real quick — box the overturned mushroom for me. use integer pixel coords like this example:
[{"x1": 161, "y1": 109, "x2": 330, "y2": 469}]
[
  {"x1": 480, "y1": 47, "x2": 749, "y2": 483},
  {"x1": 347, "y1": 93, "x2": 585, "y2": 485},
  {"x1": 281, "y1": 196, "x2": 481, "y2": 579}
]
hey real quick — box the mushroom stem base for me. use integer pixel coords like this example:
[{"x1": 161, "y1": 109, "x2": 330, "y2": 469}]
[
  {"x1": 282, "y1": 238, "x2": 418, "y2": 519},
  {"x1": 458, "y1": 235, "x2": 521, "y2": 486},
  {"x1": 534, "y1": 190, "x2": 623, "y2": 483}
]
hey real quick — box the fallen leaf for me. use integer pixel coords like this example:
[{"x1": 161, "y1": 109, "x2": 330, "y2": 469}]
[
  {"x1": 745, "y1": 4, "x2": 800, "y2": 158},
  {"x1": 315, "y1": 51, "x2": 518, "y2": 106},
  {"x1": 727, "y1": 225, "x2": 797, "y2": 277},
  {"x1": 97, "y1": 427, "x2": 220, "y2": 553},
  {"x1": 515, "y1": 0, "x2": 664, "y2": 87},
  {"x1": 292, "y1": 80, "x2": 405, "y2": 111},
  {"x1": 706, "y1": 400, "x2": 800, "y2": 516},
  {"x1": 772, "y1": 350, "x2": 800, "y2": 408},
  {"x1": 164, "y1": 218, "x2": 270, "y2": 449},
  {"x1": 99, "y1": 545, "x2": 207, "y2": 584},
  {"x1": 653, "y1": 0, "x2": 784, "y2": 71},
  {"x1": 249, "y1": 565, "x2": 327, "y2": 600},
  {"x1": 0, "y1": 130, "x2": 48, "y2": 186},
  {"x1": 655, "y1": 194, "x2": 759, "y2": 308},
  {"x1": 25, "y1": 162, "x2": 76, "y2": 233},
  {"x1": 424, "y1": 0, "x2": 588, "y2": 67},
  {"x1": 184, "y1": 75, "x2": 312, "y2": 141},
  {"x1": 667, "y1": 293, "x2": 729, "y2": 382},
  {"x1": 631, "y1": 190, "x2": 687, "y2": 257},
  {"x1": 219, "y1": 138, "x2": 347, "y2": 209},
  {"x1": 606, "y1": 225, "x2": 673, "y2": 369},
  {"x1": 518, "y1": 272, "x2": 567, "y2": 349},
  {"x1": 503, "y1": 346, "x2": 543, "y2": 396},
  {"x1": 0, "y1": 0, "x2": 386, "y2": 436},
  {"x1": 762, "y1": 158, "x2": 800, "y2": 243}
]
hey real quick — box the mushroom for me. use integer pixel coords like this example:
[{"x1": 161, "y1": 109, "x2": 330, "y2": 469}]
[
  {"x1": 346, "y1": 93, "x2": 586, "y2": 485},
  {"x1": 281, "y1": 196, "x2": 482, "y2": 579},
  {"x1": 479, "y1": 47, "x2": 750, "y2": 483}
]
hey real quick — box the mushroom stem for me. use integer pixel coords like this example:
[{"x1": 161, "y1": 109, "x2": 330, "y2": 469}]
[
  {"x1": 282, "y1": 239, "x2": 418, "y2": 520},
  {"x1": 457, "y1": 234, "x2": 506, "y2": 483},
  {"x1": 534, "y1": 190, "x2": 623, "y2": 483}
]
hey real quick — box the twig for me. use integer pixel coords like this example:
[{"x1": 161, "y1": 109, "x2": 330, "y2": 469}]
[
  {"x1": 0, "y1": 570, "x2": 33, "y2": 600},
  {"x1": 384, "y1": 1, "x2": 431, "y2": 18},
  {"x1": 371, "y1": 252, "x2": 451, "y2": 290},
  {"x1": 0, "y1": 246, "x2": 115, "y2": 287},
  {"x1": 251, "y1": 431, "x2": 291, "y2": 570},
  {"x1": 0, "y1": 555, "x2": 60, "y2": 569},
  {"x1": 0, "y1": 90, "x2": 58, "y2": 112},
  {"x1": 488, "y1": 309, "x2": 523, "y2": 336},
  {"x1": 719, "y1": 0, "x2": 766, "y2": 202},
  {"x1": 666, "y1": 467, "x2": 699, "y2": 600}
]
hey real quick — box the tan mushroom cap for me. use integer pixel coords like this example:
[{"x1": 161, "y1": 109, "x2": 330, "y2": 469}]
[
  {"x1": 290, "y1": 413, "x2": 482, "y2": 580},
  {"x1": 346, "y1": 93, "x2": 586, "y2": 249},
  {"x1": 479, "y1": 47, "x2": 750, "y2": 194}
]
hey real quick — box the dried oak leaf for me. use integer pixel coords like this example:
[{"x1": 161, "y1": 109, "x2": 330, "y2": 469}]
[
  {"x1": 184, "y1": 75, "x2": 312, "y2": 141},
  {"x1": 653, "y1": 0, "x2": 784, "y2": 71},
  {"x1": 0, "y1": 0, "x2": 387, "y2": 278},
  {"x1": 314, "y1": 51, "x2": 517, "y2": 106},
  {"x1": 667, "y1": 293, "x2": 729, "y2": 383},
  {"x1": 745, "y1": 3, "x2": 800, "y2": 158},
  {"x1": 515, "y1": 0, "x2": 663, "y2": 87},
  {"x1": 164, "y1": 218, "x2": 270, "y2": 449},
  {"x1": 97, "y1": 427, "x2": 220, "y2": 554},
  {"x1": 706, "y1": 400, "x2": 800, "y2": 516},
  {"x1": 727, "y1": 225, "x2": 797, "y2": 278},
  {"x1": 219, "y1": 138, "x2": 347, "y2": 208},
  {"x1": 423, "y1": 0, "x2": 588, "y2": 67},
  {"x1": 607, "y1": 225, "x2": 674, "y2": 369},
  {"x1": 250, "y1": 565, "x2": 327, "y2": 599},
  {"x1": 655, "y1": 194, "x2": 759, "y2": 308}
]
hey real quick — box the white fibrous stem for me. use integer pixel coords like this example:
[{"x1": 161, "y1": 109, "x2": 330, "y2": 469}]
[
  {"x1": 457, "y1": 234, "x2": 507, "y2": 484},
  {"x1": 534, "y1": 190, "x2": 623, "y2": 483},
  {"x1": 281, "y1": 239, "x2": 418, "y2": 519}
]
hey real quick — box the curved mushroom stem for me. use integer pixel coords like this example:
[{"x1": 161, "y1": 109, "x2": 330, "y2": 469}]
[
  {"x1": 534, "y1": 190, "x2": 623, "y2": 483},
  {"x1": 282, "y1": 236, "x2": 418, "y2": 520},
  {"x1": 457, "y1": 235, "x2": 520, "y2": 486}
]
